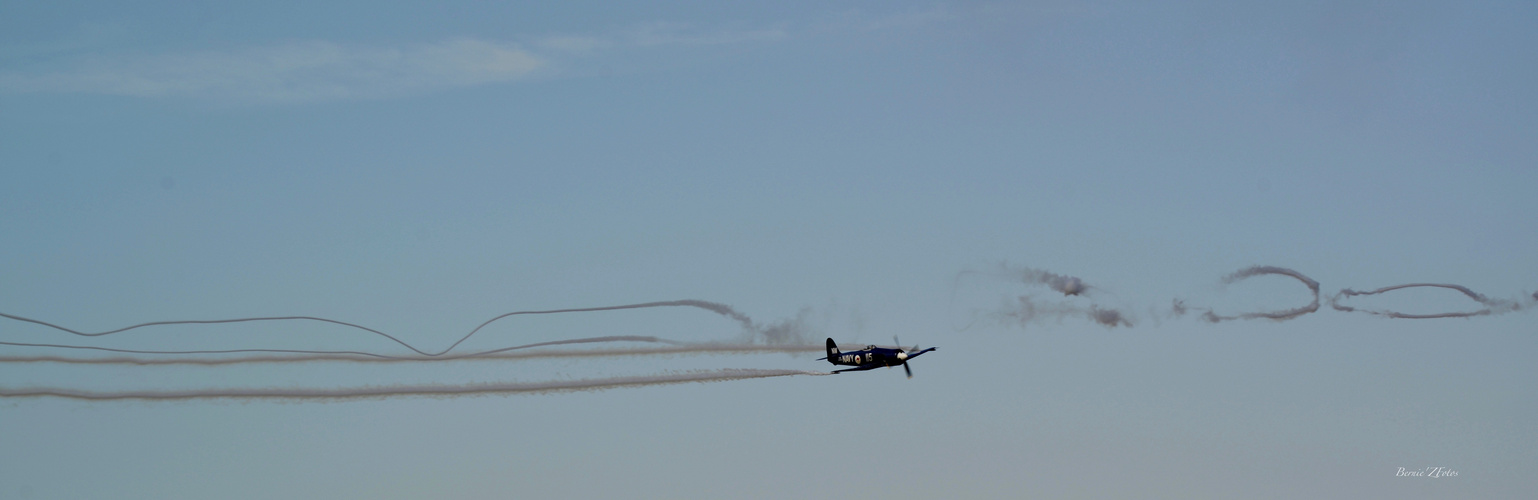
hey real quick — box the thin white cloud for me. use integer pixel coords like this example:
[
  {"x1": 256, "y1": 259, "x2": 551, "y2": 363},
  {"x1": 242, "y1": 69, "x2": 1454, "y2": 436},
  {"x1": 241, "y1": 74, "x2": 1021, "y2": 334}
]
[
  {"x1": 0, "y1": 38, "x2": 542, "y2": 103},
  {"x1": 814, "y1": 6, "x2": 955, "y2": 33},
  {"x1": 624, "y1": 22, "x2": 788, "y2": 46},
  {"x1": 0, "y1": 21, "x2": 134, "y2": 60},
  {"x1": 2, "y1": 20, "x2": 809, "y2": 103},
  {"x1": 531, "y1": 22, "x2": 788, "y2": 54},
  {"x1": 535, "y1": 35, "x2": 614, "y2": 53}
]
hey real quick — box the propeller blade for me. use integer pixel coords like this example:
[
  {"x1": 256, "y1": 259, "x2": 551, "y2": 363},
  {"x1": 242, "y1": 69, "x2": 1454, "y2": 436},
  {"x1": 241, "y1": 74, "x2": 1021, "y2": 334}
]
[
  {"x1": 904, "y1": 362, "x2": 913, "y2": 379},
  {"x1": 893, "y1": 335, "x2": 902, "y2": 352}
]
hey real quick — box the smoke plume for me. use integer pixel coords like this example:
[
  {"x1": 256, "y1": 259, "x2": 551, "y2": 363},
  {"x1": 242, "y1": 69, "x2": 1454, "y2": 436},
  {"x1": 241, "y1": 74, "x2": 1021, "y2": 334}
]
[
  {"x1": 1007, "y1": 265, "x2": 1092, "y2": 296},
  {"x1": 963, "y1": 265, "x2": 1132, "y2": 328},
  {"x1": 999, "y1": 295, "x2": 1133, "y2": 328}
]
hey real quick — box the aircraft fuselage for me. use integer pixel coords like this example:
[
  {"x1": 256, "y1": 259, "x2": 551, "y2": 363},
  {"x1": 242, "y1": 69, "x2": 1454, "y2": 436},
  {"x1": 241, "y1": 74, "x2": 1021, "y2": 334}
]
[{"x1": 822, "y1": 338, "x2": 935, "y2": 375}]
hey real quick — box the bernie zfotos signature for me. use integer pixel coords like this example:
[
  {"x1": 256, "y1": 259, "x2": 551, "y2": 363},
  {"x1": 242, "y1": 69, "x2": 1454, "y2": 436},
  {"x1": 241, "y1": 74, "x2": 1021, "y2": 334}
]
[{"x1": 1396, "y1": 467, "x2": 1459, "y2": 478}]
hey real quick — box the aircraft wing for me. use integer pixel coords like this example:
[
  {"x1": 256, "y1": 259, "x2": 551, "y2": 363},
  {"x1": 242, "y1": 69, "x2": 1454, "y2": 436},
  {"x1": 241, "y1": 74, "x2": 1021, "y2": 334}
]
[
  {"x1": 905, "y1": 347, "x2": 937, "y2": 359},
  {"x1": 831, "y1": 365, "x2": 884, "y2": 374}
]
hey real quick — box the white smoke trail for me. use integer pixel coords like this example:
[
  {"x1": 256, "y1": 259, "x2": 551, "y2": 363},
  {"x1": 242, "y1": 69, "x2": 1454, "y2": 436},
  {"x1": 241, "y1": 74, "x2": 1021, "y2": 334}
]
[
  {"x1": 0, "y1": 299, "x2": 771, "y2": 357},
  {"x1": 0, "y1": 369, "x2": 832, "y2": 401},
  {"x1": 0, "y1": 335, "x2": 683, "y2": 362},
  {"x1": 0, "y1": 343, "x2": 824, "y2": 366}
]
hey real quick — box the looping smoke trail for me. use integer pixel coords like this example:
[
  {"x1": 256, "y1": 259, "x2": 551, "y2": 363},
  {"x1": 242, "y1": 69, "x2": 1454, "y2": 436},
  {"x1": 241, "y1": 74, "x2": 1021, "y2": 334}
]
[
  {"x1": 1195, "y1": 266, "x2": 1321, "y2": 323},
  {"x1": 0, "y1": 299, "x2": 787, "y2": 357},
  {"x1": 1330, "y1": 283, "x2": 1535, "y2": 319},
  {"x1": 0, "y1": 369, "x2": 833, "y2": 401},
  {"x1": 0, "y1": 343, "x2": 825, "y2": 366}
]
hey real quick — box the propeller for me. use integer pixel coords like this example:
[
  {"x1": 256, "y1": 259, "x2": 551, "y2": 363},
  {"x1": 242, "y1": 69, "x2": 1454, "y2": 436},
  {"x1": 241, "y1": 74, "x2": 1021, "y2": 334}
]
[{"x1": 896, "y1": 335, "x2": 914, "y2": 379}]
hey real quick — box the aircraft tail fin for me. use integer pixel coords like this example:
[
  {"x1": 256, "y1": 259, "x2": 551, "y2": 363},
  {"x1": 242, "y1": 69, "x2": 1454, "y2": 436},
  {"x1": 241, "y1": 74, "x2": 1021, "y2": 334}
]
[{"x1": 825, "y1": 338, "x2": 839, "y2": 364}]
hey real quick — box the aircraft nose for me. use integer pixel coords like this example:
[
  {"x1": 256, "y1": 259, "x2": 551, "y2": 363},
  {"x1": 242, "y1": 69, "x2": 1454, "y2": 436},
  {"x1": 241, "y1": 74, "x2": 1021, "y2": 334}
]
[{"x1": 897, "y1": 351, "x2": 908, "y2": 360}]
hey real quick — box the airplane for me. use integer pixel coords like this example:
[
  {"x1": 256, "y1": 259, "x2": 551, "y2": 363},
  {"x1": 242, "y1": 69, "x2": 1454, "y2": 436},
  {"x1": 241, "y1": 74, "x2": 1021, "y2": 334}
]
[{"x1": 818, "y1": 336, "x2": 936, "y2": 378}]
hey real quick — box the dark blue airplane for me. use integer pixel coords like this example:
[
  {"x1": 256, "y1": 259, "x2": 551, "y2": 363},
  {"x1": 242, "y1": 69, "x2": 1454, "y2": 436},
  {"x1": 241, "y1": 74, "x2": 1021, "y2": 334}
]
[{"x1": 818, "y1": 337, "x2": 936, "y2": 378}]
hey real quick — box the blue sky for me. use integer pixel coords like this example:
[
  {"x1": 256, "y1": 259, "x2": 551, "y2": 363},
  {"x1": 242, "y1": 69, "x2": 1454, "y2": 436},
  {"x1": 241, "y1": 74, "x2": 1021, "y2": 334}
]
[{"x1": 2, "y1": 1, "x2": 1535, "y2": 498}]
